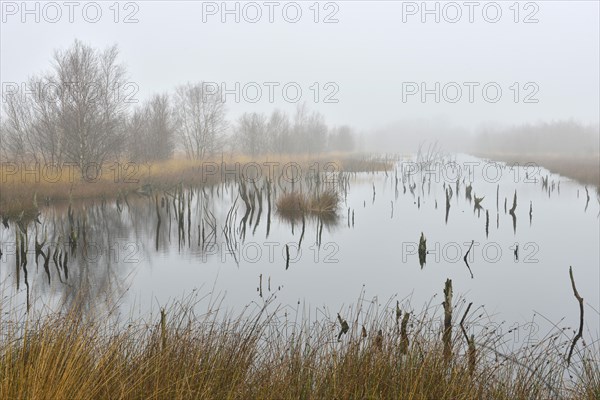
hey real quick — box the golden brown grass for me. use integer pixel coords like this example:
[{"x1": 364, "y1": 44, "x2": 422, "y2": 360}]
[
  {"x1": 0, "y1": 293, "x2": 597, "y2": 400},
  {"x1": 309, "y1": 190, "x2": 339, "y2": 213},
  {"x1": 475, "y1": 152, "x2": 600, "y2": 188},
  {"x1": 276, "y1": 190, "x2": 340, "y2": 216},
  {"x1": 276, "y1": 191, "x2": 309, "y2": 213},
  {"x1": 0, "y1": 153, "x2": 391, "y2": 216}
]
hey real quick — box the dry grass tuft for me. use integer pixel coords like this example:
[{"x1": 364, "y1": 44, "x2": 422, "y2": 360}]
[
  {"x1": 275, "y1": 192, "x2": 308, "y2": 214},
  {"x1": 276, "y1": 190, "x2": 340, "y2": 218},
  {"x1": 308, "y1": 190, "x2": 339, "y2": 213}
]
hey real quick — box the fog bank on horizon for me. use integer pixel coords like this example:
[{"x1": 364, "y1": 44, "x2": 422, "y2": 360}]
[
  {"x1": 364, "y1": 119, "x2": 600, "y2": 157},
  {"x1": 1, "y1": 1, "x2": 598, "y2": 136}
]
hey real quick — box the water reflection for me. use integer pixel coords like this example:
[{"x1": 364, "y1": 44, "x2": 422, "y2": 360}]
[{"x1": 0, "y1": 154, "x2": 598, "y2": 337}]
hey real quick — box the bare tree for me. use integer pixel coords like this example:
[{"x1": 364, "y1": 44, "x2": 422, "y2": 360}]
[
  {"x1": 305, "y1": 110, "x2": 328, "y2": 155},
  {"x1": 1, "y1": 82, "x2": 39, "y2": 162},
  {"x1": 1, "y1": 40, "x2": 130, "y2": 170},
  {"x1": 126, "y1": 104, "x2": 147, "y2": 161},
  {"x1": 328, "y1": 125, "x2": 356, "y2": 152},
  {"x1": 173, "y1": 83, "x2": 227, "y2": 160},
  {"x1": 53, "y1": 40, "x2": 128, "y2": 169},
  {"x1": 289, "y1": 103, "x2": 309, "y2": 154},
  {"x1": 236, "y1": 112, "x2": 267, "y2": 157},
  {"x1": 1, "y1": 41, "x2": 364, "y2": 164},
  {"x1": 267, "y1": 109, "x2": 290, "y2": 154},
  {"x1": 127, "y1": 94, "x2": 175, "y2": 161},
  {"x1": 2, "y1": 74, "x2": 64, "y2": 164}
]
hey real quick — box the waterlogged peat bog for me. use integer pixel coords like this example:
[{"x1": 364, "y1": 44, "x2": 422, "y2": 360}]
[
  {"x1": 2, "y1": 2, "x2": 600, "y2": 397},
  {"x1": 0, "y1": 153, "x2": 599, "y2": 398}
]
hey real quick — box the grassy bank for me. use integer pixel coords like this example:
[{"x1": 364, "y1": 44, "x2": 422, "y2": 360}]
[
  {"x1": 1, "y1": 289, "x2": 597, "y2": 400},
  {"x1": 0, "y1": 153, "x2": 392, "y2": 218},
  {"x1": 475, "y1": 152, "x2": 600, "y2": 188}
]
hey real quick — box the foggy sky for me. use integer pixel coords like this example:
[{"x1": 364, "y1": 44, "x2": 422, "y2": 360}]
[{"x1": 1, "y1": 1, "x2": 599, "y2": 132}]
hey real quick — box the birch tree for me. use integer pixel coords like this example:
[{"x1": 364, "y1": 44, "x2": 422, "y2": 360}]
[{"x1": 173, "y1": 82, "x2": 227, "y2": 160}]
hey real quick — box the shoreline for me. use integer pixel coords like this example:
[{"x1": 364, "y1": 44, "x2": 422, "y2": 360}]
[
  {"x1": 473, "y1": 152, "x2": 600, "y2": 188},
  {"x1": 1, "y1": 286, "x2": 597, "y2": 400}
]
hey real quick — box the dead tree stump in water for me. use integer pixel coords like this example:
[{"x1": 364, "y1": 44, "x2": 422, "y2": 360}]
[{"x1": 443, "y1": 279, "x2": 453, "y2": 365}]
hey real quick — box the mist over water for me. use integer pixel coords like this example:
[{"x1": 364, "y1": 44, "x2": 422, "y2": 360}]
[{"x1": 0, "y1": 3, "x2": 599, "y2": 386}]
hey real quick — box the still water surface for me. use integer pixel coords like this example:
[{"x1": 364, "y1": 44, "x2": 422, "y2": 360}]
[{"x1": 1, "y1": 154, "x2": 598, "y2": 340}]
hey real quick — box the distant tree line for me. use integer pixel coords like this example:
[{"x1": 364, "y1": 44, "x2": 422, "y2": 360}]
[
  {"x1": 473, "y1": 120, "x2": 600, "y2": 156},
  {"x1": 1, "y1": 40, "x2": 357, "y2": 167}
]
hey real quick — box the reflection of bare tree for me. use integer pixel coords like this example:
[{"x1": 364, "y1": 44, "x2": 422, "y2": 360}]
[
  {"x1": 509, "y1": 190, "x2": 517, "y2": 235},
  {"x1": 1, "y1": 171, "x2": 345, "y2": 315},
  {"x1": 2, "y1": 201, "x2": 144, "y2": 315}
]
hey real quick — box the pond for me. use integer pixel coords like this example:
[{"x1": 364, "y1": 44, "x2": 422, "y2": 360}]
[{"x1": 1, "y1": 154, "x2": 598, "y2": 343}]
